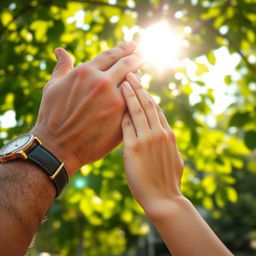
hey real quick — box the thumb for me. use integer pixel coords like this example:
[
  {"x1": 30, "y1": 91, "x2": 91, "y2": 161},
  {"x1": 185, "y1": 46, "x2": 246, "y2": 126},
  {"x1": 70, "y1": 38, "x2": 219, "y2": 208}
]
[{"x1": 51, "y1": 48, "x2": 73, "y2": 81}]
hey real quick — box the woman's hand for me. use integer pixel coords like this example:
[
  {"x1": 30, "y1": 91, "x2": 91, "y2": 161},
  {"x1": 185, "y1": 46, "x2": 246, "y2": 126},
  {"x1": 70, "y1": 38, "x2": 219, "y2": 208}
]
[
  {"x1": 121, "y1": 72, "x2": 184, "y2": 217},
  {"x1": 121, "y1": 73, "x2": 233, "y2": 256}
]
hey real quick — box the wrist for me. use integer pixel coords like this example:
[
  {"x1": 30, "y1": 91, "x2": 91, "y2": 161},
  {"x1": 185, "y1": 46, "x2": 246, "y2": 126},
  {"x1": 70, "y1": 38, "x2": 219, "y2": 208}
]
[
  {"x1": 143, "y1": 195, "x2": 190, "y2": 222},
  {"x1": 30, "y1": 127, "x2": 77, "y2": 177}
]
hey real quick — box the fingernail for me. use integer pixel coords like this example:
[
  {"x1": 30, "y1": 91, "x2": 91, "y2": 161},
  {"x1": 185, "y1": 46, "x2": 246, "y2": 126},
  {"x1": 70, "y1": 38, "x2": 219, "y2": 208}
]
[
  {"x1": 125, "y1": 41, "x2": 136, "y2": 49},
  {"x1": 55, "y1": 48, "x2": 62, "y2": 60},
  {"x1": 127, "y1": 72, "x2": 138, "y2": 82},
  {"x1": 123, "y1": 81, "x2": 130, "y2": 89}
]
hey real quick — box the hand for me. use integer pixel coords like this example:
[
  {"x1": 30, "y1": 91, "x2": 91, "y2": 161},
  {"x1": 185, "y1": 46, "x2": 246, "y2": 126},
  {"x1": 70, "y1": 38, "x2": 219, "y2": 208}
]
[
  {"x1": 31, "y1": 42, "x2": 143, "y2": 176},
  {"x1": 121, "y1": 73, "x2": 184, "y2": 217}
]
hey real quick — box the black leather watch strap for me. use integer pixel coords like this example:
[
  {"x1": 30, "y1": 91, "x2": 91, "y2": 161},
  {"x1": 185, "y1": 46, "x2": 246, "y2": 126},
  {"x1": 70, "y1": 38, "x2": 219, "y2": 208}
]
[{"x1": 27, "y1": 144, "x2": 68, "y2": 197}]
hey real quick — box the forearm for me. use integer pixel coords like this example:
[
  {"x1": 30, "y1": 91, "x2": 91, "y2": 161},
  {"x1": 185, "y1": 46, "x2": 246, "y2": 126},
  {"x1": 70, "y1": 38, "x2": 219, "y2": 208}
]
[
  {"x1": 0, "y1": 160, "x2": 55, "y2": 256},
  {"x1": 146, "y1": 196, "x2": 233, "y2": 256}
]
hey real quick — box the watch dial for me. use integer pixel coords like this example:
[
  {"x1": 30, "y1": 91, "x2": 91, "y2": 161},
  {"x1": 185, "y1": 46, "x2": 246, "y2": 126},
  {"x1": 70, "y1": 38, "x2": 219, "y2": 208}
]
[{"x1": 0, "y1": 134, "x2": 32, "y2": 156}]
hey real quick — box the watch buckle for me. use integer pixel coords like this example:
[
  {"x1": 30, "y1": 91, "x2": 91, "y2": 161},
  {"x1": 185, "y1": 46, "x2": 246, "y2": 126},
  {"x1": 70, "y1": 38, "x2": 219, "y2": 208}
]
[{"x1": 18, "y1": 151, "x2": 28, "y2": 160}]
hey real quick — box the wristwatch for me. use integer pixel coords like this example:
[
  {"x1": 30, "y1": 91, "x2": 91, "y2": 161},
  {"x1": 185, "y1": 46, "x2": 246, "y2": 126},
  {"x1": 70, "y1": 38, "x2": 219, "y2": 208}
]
[{"x1": 0, "y1": 133, "x2": 68, "y2": 197}]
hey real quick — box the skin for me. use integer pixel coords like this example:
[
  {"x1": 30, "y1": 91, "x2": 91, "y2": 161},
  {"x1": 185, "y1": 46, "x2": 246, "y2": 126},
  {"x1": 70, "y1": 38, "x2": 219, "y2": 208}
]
[
  {"x1": 121, "y1": 72, "x2": 234, "y2": 256},
  {"x1": 0, "y1": 42, "x2": 143, "y2": 256}
]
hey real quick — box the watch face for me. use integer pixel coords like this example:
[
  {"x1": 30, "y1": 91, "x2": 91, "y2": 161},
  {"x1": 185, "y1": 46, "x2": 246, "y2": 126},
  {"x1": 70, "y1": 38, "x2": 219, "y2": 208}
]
[{"x1": 0, "y1": 134, "x2": 33, "y2": 156}]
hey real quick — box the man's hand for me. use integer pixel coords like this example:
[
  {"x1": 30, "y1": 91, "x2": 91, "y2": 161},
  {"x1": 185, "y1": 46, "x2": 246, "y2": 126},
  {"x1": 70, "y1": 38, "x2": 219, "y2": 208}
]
[
  {"x1": 0, "y1": 43, "x2": 142, "y2": 256},
  {"x1": 31, "y1": 42, "x2": 143, "y2": 177}
]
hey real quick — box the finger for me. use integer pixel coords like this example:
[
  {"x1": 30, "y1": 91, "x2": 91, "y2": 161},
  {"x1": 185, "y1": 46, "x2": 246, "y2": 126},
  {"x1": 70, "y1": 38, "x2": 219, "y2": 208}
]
[
  {"x1": 107, "y1": 52, "x2": 144, "y2": 86},
  {"x1": 89, "y1": 41, "x2": 136, "y2": 71},
  {"x1": 155, "y1": 103, "x2": 170, "y2": 130},
  {"x1": 50, "y1": 48, "x2": 73, "y2": 81},
  {"x1": 121, "y1": 81, "x2": 150, "y2": 136},
  {"x1": 122, "y1": 113, "x2": 136, "y2": 145},
  {"x1": 127, "y1": 72, "x2": 162, "y2": 130}
]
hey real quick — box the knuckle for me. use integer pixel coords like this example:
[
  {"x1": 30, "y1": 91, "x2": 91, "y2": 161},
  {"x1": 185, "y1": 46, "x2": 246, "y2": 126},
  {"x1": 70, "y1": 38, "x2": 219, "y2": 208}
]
[
  {"x1": 114, "y1": 96, "x2": 125, "y2": 109},
  {"x1": 102, "y1": 49, "x2": 117, "y2": 61},
  {"x1": 108, "y1": 96, "x2": 125, "y2": 112},
  {"x1": 73, "y1": 64, "x2": 93, "y2": 79},
  {"x1": 155, "y1": 104, "x2": 164, "y2": 115},
  {"x1": 133, "y1": 81, "x2": 143, "y2": 90},
  {"x1": 123, "y1": 118, "x2": 131, "y2": 128},
  {"x1": 144, "y1": 136, "x2": 154, "y2": 146},
  {"x1": 118, "y1": 43, "x2": 129, "y2": 52},
  {"x1": 121, "y1": 57, "x2": 133, "y2": 68},
  {"x1": 127, "y1": 141, "x2": 141, "y2": 152},
  {"x1": 132, "y1": 106, "x2": 144, "y2": 115},
  {"x1": 53, "y1": 60, "x2": 67, "y2": 73},
  {"x1": 127, "y1": 88, "x2": 136, "y2": 98},
  {"x1": 95, "y1": 76, "x2": 111, "y2": 91},
  {"x1": 155, "y1": 104, "x2": 162, "y2": 112},
  {"x1": 154, "y1": 129, "x2": 168, "y2": 142},
  {"x1": 168, "y1": 130, "x2": 176, "y2": 143},
  {"x1": 146, "y1": 98, "x2": 155, "y2": 109}
]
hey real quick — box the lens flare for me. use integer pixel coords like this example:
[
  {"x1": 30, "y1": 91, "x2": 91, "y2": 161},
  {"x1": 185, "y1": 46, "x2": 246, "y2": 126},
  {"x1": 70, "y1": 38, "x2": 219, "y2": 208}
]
[{"x1": 139, "y1": 21, "x2": 182, "y2": 70}]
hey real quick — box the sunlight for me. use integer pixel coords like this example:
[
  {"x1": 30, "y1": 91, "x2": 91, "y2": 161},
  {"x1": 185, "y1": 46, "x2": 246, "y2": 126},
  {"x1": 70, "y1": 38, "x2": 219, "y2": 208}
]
[{"x1": 138, "y1": 21, "x2": 183, "y2": 70}]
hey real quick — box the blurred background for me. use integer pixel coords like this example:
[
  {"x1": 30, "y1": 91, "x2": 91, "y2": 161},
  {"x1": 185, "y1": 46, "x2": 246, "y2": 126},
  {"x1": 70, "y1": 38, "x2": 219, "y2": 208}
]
[{"x1": 0, "y1": 0, "x2": 256, "y2": 255}]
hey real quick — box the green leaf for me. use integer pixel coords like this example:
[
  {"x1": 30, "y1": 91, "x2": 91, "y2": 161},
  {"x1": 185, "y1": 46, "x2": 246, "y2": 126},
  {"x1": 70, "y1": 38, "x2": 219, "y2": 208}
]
[
  {"x1": 215, "y1": 190, "x2": 226, "y2": 208},
  {"x1": 226, "y1": 6, "x2": 235, "y2": 19},
  {"x1": 30, "y1": 20, "x2": 49, "y2": 42},
  {"x1": 121, "y1": 209, "x2": 133, "y2": 223},
  {"x1": 207, "y1": 51, "x2": 216, "y2": 65},
  {"x1": 245, "y1": 130, "x2": 256, "y2": 150},
  {"x1": 226, "y1": 186, "x2": 238, "y2": 203},
  {"x1": 195, "y1": 62, "x2": 209, "y2": 76},
  {"x1": 191, "y1": 129, "x2": 199, "y2": 146},
  {"x1": 214, "y1": 16, "x2": 225, "y2": 29},
  {"x1": 241, "y1": 39, "x2": 250, "y2": 52},
  {"x1": 202, "y1": 175, "x2": 217, "y2": 195},
  {"x1": 201, "y1": 7, "x2": 220, "y2": 20},
  {"x1": 202, "y1": 197, "x2": 214, "y2": 210},
  {"x1": 247, "y1": 30, "x2": 255, "y2": 43},
  {"x1": 195, "y1": 80, "x2": 205, "y2": 86},
  {"x1": 229, "y1": 111, "x2": 251, "y2": 127},
  {"x1": 224, "y1": 75, "x2": 231, "y2": 85},
  {"x1": 1, "y1": 11, "x2": 12, "y2": 26}
]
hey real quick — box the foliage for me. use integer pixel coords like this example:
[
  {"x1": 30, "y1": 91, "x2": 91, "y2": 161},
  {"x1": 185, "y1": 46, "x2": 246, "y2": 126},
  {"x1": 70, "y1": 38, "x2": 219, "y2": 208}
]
[{"x1": 0, "y1": 0, "x2": 256, "y2": 255}]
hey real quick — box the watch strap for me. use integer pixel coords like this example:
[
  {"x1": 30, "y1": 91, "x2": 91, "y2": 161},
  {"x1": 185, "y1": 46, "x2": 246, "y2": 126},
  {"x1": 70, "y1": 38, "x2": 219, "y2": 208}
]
[{"x1": 28, "y1": 144, "x2": 68, "y2": 197}]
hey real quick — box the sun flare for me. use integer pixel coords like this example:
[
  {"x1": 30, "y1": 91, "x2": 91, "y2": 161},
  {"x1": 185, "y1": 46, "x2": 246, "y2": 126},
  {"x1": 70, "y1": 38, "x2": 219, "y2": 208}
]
[{"x1": 138, "y1": 21, "x2": 183, "y2": 70}]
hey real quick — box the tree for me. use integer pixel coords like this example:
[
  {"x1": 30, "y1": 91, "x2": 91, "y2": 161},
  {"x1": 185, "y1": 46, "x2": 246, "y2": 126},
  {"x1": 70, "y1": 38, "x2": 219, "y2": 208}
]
[{"x1": 0, "y1": 0, "x2": 255, "y2": 255}]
